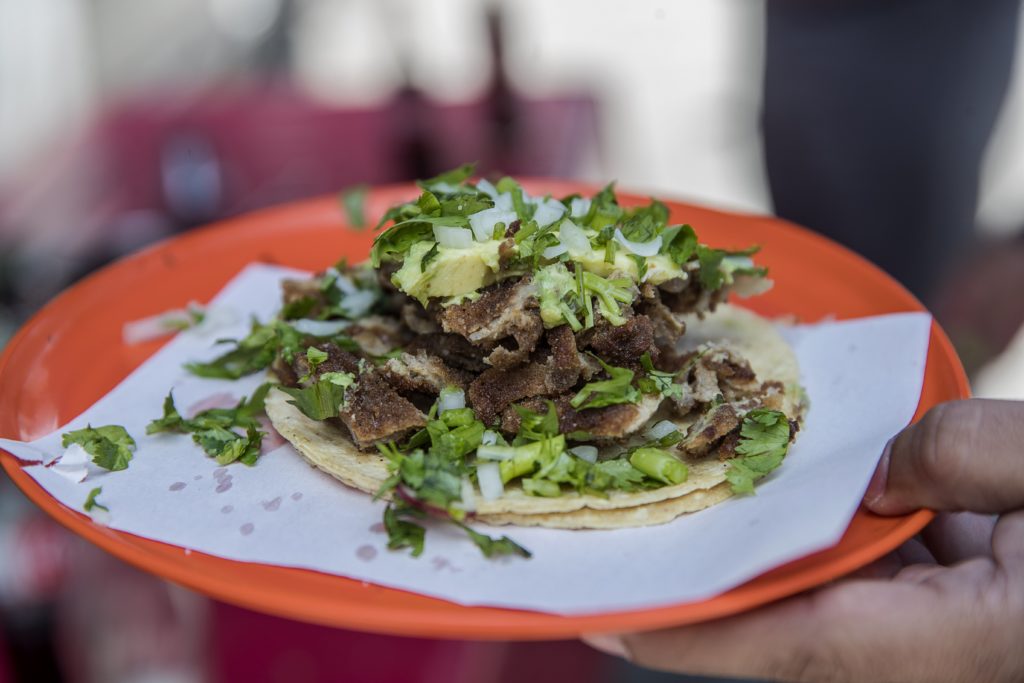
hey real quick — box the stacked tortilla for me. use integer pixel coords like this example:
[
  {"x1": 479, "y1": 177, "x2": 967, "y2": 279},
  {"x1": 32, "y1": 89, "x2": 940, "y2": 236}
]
[{"x1": 266, "y1": 253, "x2": 804, "y2": 529}]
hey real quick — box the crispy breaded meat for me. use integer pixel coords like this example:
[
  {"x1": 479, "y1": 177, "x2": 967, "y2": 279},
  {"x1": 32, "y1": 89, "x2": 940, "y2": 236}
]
[
  {"x1": 382, "y1": 351, "x2": 471, "y2": 394},
  {"x1": 339, "y1": 372, "x2": 426, "y2": 449},
  {"x1": 669, "y1": 345, "x2": 763, "y2": 415},
  {"x1": 500, "y1": 393, "x2": 662, "y2": 441},
  {"x1": 578, "y1": 315, "x2": 658, "y2": 369},
  {"x1": 406, "y1": 332, "x2": 489, "y2": 373},
  {"x1": 437, "y1": 277, "x2": 543, "y2": 368},
  {"x1": 347, "y1": 315, "x2": 408, "y2": 356},
  {"x1": 679, "y1": 403, "x2": 741, "y2": 457},
  {"x1": 468, "y1": 326, "x2": 582, "y2": 425}
]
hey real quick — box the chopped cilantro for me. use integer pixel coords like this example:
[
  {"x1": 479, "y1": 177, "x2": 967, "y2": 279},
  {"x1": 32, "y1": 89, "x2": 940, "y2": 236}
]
[
  {"x1": 185, "y1": 319, "x2": 355, "y2": 379},
  {"x1": 570, "y1": 358, "x2": 640, "y2": 409},
  {"x1": 418, "y1": 163, "x2": 477, "y2": 192},
  {"x1": 299, "y1": 346, "x2": 329, "y2": 383},
  {"x1": 62, "y1": 425, "x2": 136, "y2": 472},
  {"x1": 83, "y1": 487, "x2": 108, "y2": 513},
  {"x1": 277, "y1": 374, "x2": 354, "y2": 421},
  {"x1": 661, "y1": 224, "x2": 698, "y2": 264},
  {"x1": 340, "y1": 184, "x2": 369, "y2": 228},
  {"x1": 383, "y1": 500, "x2": 427, "y2": 556},
  {"x1": 455, "y1": 521, "x2": 532, "y2": 558},
  {"x1": 146, "y1": 385, "x2": 271, "y2": 466},
  {"x1": 637, "y1": 353, "x2": 685, "y2": 400},
  {"x1": 726, "y1": 408, "x2": 792, "y2": 494}
]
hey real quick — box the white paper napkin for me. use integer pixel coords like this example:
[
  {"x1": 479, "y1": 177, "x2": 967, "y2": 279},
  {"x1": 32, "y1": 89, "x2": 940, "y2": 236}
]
[{"x1": 0, "y1": 264, "x2": 931, "y2": 615}]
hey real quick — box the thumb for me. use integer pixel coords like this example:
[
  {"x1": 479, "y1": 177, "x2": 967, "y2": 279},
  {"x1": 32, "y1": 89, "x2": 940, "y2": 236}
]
[{"x1": 866, "y1": 399, "x2": 1024, "y2": 516}]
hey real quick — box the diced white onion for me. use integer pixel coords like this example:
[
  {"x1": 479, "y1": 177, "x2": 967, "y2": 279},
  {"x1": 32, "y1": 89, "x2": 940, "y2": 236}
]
[
  {"x1": 338, "y1": 289, "x2": 376, "y2": 318},
  {"x1": 51, "y1": 443, "x2": 90, "y2": 483},
  {"x1": 542, "y1": 243, "x2": 568, "y2": 259},
  {"x1": 644, "y1": 419, "x2": 679, "y2": 441},
  {"x1": 477, "y1": 462, "x2": 504, "y2": 500},
  {"x1": 569, "y1": 197, "x2": 592, "y2": 218},
  {"x1": 430, "y1": 181, "x2": 460, "y2": 194},
  {"x1": 481, "y1": 430, "x2": 499, "y2": 446},
  {"x1": 721, "y1": 255, "x2": 755, "y2": 272},
  {"x1": 732, "y1": 275, "x2": 773, "y2": 298},
  {"x1": 291, "y1": 318, "x2": 351, "y2": 337},
  {"x1": 433, "y1": 225, "x2": 475, "y2": 249},
  {"x1": 123, "y1": 309, "x2": 194, "y2": 344},
  {"x1": 468, "y1": 207, "x2": 518, "y2": 242},
  {"x1": 438, "y1": 387, "x2": 465, "y2": 413},
  {"x1": 613, "y1": 228, "x2": 663, "y2": 257},
  {"x1": 532, "y1": 198, "x2": 567, "y2": 228},
  {"x1": 333, "y1": 273, "x2": 358, "y2": 295},
  {"x1": 558, "y1": 219, "x2": 591, "y2": 255},
  {"x1": 569, "y1": 445, "x2": 599, "y2": 463},
  {"x1": 494, "y1": 192, "x2": 514, "y2": 212},
  {"x1": 459, "y1": 476, "x2": 477, "y2": 512},
  {"x1": 476, "y1": 178, "x2": 499, "y2": 199}
]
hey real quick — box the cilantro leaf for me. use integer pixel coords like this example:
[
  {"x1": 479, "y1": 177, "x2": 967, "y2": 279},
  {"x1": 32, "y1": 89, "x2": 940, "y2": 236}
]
[
  {"x1": 277, "y1": 375, "x2": 353, "y2": 421},
  {"x1": 513, "y1": 401, "x2": 560, "y2": 442},
  {"x1": 146, "y1": 392, "x2": 185, "y2": 434},
  {"x1": 383, "y1": 500, "x2": 427, "y2": 556},
  {"x1": 146, "y1": 385, "x2": 271, "y2": 466},
  {"x1": 184, "y1": 319, "x2": 284, "y2": 379},
  {"x1": 185, "y1": 319, "x2": 354, "y2": 379},
  {"x1": 726, "y1": 409, "x2": 792, "y2": 494},
  {"x1": 455, "y1": 521, "x2": 532, "y2": 559},
  {"x1": 418, "y1": 163, "x2": 477, "y2": 191},
  {"x1": 62, "y1": 425, "x2": 136, "y2": 472},
  {"x1": 83, "y1": 487, "x2": 108, "y2": 512},
  {"x1": 661, "y1": 224, "x2": 698, "y2": 264},
  {"x1": 299, "y1": 346, "x2": 328, "y2": 383},
  {"x1": 582, "y1": 183, "x2": 623, "y2": 230},
  {"x1": 638, "y1": 353, "x2": 685, "y2": 400},
  {"x1": 697, "y1": 245, "x2": 726, "y2": 291},
  {"x1": 619, "y1": 199, "x2": 667, "y2": 243},
  {"x1": 570, "y1": 358, "x2": 640, "y2": 409},
  {"x1": 340, "y1": 184, "x2": 369, "y2": 228},
  {"x1": 370, "y1": 215, "x2": 469, "y2": 267}
]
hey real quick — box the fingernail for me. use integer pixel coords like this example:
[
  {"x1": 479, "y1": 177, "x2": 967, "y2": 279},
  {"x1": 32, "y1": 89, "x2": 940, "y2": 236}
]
[
  {"x1": 582, "y1": 633, "x2": 630, "y2": 659},
  {"x1": 864, "y1": 438, "x2": 892, "y2": 509}
]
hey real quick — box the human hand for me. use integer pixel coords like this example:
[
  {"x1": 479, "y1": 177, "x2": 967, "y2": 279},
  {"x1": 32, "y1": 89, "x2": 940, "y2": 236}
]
[{"x1": 584, "y1": 399, "x2": 1024, "y2": 682}]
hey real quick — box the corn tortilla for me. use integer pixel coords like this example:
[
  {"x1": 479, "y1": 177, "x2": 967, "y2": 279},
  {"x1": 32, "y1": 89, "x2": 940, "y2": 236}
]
[{"x1": 265, "y1": 304, "x2": 805, "y2": 526}]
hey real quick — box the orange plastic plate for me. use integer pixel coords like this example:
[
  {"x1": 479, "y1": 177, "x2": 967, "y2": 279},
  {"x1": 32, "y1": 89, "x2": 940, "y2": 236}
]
[{"x1": 0, "y1": 181, "x2": 969, "y2": 639}]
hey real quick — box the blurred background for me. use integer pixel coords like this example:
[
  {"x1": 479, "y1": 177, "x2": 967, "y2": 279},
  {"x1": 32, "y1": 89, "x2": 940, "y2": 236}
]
[{"x1": 1, "y1": 0, "x2": 1023, "y2": 681}]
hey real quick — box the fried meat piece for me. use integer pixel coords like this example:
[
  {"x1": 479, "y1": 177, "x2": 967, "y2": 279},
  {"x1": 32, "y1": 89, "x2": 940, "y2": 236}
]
[
  {"x1": 381, "y1": 351, "x2": 471, "y2": 394},
  {"x1": 577, "y1": 315, "x2": 658, "y2": 369},
  {"x1": 339, "y1": 372, "x2": 426, "y2": 449},
  {"x1": 347, "y1": 314, "x2": 408, "y2": 356},
  {"x1": 281, "y1": 342, "x2": 426, "y2": 449},
  {"x1": 678, "y1": 403, "x2": 741, "y2": 457},
  {"x1": 438, "y1": 277, "x2": 543, "y2": 368},
  {"x1": 670, "y1": 345, "x2": 763, "y2": 415},
  {"x1": 637, "y1": 293, "x2": 686, "y2": 349},
  {"x1": 406, "y1": 333, "x2": 489, "y2": 373},
  {"x1": 500, "y1": 393, "x2": 662, "y2": 441},
  {"x1": 468, "y1": 326, "x2": 582, "y2": 425}
]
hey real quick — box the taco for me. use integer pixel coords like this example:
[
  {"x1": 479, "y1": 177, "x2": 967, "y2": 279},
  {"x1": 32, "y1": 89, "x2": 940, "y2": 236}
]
[{"x1": 197, "y1": 165, "x2": 807, "y2": 557}]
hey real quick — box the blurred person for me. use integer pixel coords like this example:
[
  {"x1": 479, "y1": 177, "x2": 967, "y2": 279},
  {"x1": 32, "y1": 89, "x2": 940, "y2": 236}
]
[
  {"x1": 587, "y1": 398, "x2": 1024, "y2": 682},
  {"x1": 762, "y1": 0, "x2": 1022, "y2": 302}
]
